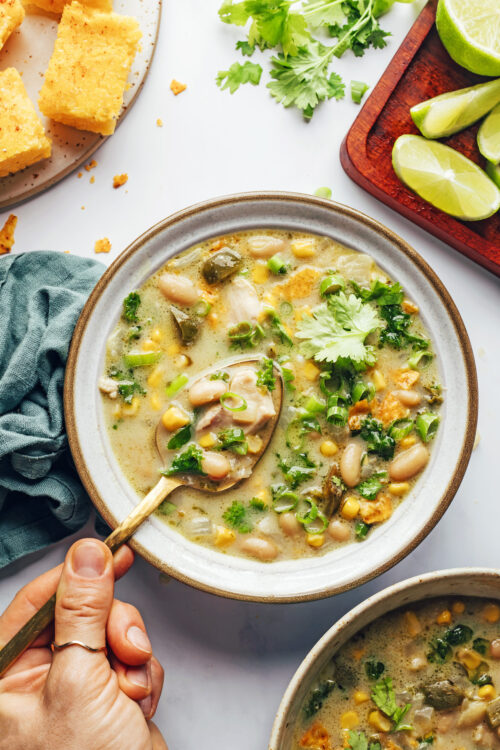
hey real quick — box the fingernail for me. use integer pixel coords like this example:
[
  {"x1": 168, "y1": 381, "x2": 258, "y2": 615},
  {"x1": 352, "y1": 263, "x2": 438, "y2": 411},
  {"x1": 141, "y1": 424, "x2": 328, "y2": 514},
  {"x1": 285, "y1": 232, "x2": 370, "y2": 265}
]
[
  {"x1": 71, "y1": 540, "x2": 107, "y2": 579},
  {"x1": 127, "y1": 625, "x2": 152, "y2": 654},
  {"x1": 126, "y1": 665, "x2": 150, "y2": 689},
  {"x1": 140, "y1": 694, "x2": 152, "y2": 718}
]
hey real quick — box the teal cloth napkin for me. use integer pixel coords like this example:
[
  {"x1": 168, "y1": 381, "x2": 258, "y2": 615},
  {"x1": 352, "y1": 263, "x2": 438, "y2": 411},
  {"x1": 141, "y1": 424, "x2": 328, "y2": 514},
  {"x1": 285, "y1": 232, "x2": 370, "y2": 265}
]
[{"x1": 0, "y1": 251, "x2": 105, "y2": 568}]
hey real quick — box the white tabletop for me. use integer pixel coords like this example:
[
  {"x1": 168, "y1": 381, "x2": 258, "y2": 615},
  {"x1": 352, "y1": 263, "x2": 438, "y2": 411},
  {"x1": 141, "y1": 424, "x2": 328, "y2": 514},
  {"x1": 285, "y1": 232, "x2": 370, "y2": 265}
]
[{"x1": 1, "y1": 2, "x2": 499, "y2": 748}]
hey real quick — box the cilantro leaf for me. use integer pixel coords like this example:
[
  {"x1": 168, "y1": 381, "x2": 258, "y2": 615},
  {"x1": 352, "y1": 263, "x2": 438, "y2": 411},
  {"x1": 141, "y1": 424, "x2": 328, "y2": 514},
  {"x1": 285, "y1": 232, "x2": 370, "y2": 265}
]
[
  {"x1": 117, "y1": 379, "x2": 145, "y2": 404},
  {"x1": 347, "y1": 731, "x2": 368, "y2": 750},
  {"x1": 371, "y1": 677, "x2": 413, "y2": 733},
  {"x1": 256, "y1": 357, "x2": 276, "y2": 391},
  {"x1": 219, "y1": 0, "x2": 251, "y2": 25},
  {"x1": 216, "y1": 427, "x2": 248, "y2": 455},
  {"x1": 296, "y1": 292, "x2": 380, "y2": 366},
  {"x1": 236, "y1": 39, "x2": 256, "y2": 55},
  {"x1": 302, "y1": 0, "x2": 347, "y2": 29},
  {"x1": 356, "y1": 471, "x2": 387, "y2": 500},
  {"x1": 216, "y1": 61, "x2": 263, "y2": 93},
  {"x1": 281, "y1": 12, "x2": 310, "y2": 56}
]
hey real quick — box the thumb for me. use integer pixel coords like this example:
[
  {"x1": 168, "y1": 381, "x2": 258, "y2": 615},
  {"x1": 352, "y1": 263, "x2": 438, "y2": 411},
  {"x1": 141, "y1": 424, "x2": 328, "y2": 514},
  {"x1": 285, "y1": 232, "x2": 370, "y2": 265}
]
[{"x1": 52, "y1": 538, "x2": 114, "y2": 655}]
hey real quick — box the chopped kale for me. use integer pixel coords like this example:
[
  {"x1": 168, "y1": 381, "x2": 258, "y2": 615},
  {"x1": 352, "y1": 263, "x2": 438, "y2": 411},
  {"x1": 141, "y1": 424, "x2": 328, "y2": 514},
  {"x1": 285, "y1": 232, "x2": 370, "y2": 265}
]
[
  {"x1": 123, "y1": 292, "x2": 141, "y2": 323},
  {"x1": 278, "y1": 452, "x2": 316, "y2": 489},
  {"x1": 444, "y1": 624, "x2": 473, "y2": 646},
  {"x1": 223, "y1": 501, "x2": 252, "y2": 533},
  {"x1": 303, "y1": 678, "x2": 336, "y2": 719},
  {"x1": 117, "y1": 380, "x2": 145, "y2": 404},
  {"x1": 167, "y1": 424, "x2": 192, "y2": 451},
  {"x1": 165, "y1": 444, "x2": 205, "y2": 476},
  {"x1": 365, "y1": 660, "x2": 385, "y2": 680},
  {"x1": 360, "y1": 417, "x2": 396, "y2": 460},
  {"x1": 216, "y1": 427, "x2": 248, "y2": 455},
  {"x1": 256, "y1": 357, "x2": 276, "y2": 391},
  {"x1": 473, "y1": 637, "x2": 490, "y2": 656}
]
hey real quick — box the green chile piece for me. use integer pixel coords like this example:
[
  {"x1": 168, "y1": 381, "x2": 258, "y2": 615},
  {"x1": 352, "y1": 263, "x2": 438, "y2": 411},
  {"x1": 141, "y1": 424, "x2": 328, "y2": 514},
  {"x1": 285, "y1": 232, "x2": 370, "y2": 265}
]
[{"x1": 202, "y1": 248, "x2": 242, "y2": 284}]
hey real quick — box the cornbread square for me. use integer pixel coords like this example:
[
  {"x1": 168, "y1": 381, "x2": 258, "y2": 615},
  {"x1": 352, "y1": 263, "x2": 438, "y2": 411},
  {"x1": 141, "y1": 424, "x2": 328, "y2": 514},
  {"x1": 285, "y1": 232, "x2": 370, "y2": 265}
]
[
  {"x1": 0, "y1": 0, "x2": 25, "y2": 51},
  {"x1": 0, "y1": 68, "x2": 51, "y2": 178},
  {"x1": 27, "y1": 0, "x2": 111, "y2": 18},
  {"x1": 38, "y1": 2, "x2": 141, "y2": 136}
]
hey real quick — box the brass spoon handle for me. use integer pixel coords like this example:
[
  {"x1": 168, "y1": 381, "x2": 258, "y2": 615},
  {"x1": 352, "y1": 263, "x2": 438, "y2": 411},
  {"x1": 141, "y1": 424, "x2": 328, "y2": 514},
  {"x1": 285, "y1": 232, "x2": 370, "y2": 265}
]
[{"x1": 0, "y1": 476, "x2": 181, "y2": 678}]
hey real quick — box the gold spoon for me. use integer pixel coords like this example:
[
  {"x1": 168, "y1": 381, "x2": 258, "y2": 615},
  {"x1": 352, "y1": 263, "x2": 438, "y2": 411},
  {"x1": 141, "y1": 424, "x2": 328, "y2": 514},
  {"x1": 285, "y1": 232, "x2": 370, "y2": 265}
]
[{"x1": 0, "y1": 358, "x2": 283, "y2": 677}]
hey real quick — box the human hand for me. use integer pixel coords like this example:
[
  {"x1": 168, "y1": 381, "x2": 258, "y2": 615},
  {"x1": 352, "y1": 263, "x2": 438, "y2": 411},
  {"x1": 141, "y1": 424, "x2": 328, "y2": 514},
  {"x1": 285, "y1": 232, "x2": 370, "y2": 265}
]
[{"x1": 0, "y1": 538, "x2": 167, "y2": 750}]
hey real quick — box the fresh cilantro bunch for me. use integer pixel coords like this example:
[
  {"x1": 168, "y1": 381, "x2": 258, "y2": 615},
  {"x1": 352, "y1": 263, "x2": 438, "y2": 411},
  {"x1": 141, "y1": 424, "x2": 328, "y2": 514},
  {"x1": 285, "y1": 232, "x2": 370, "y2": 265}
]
[{"x1": 217, "y1": 0, "x2": 409, "y2": 117}]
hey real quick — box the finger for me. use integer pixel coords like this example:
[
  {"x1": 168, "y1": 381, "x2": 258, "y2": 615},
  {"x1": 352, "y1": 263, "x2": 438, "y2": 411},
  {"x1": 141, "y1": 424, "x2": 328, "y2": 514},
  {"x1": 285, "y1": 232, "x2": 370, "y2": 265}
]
[
  {"x1": 0, "y1": 544, "x2": 134, "y2": 649},
  {"x1": 110, "y1": 653, "x2": 152, "y2": 702},
  {"x1": 0, "y1": 647, "x2": 52, "y2": 680},
  {"x1": 142, "y1": 656, "x2": 164, "y2": 720},
  {"x1": 107, "y1": 599, "x2": 152, "y2": 667},
  {"x1": 149, "y1": 722, "x2": 169, "y2": 750}
]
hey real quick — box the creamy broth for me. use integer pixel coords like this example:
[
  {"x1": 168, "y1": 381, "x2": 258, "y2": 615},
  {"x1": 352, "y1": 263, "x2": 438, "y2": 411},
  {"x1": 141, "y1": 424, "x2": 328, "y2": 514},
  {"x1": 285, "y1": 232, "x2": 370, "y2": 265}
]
[
  {"x1": 294, "y1": 597, "x2": 500, "y2": 750},
  {"x1": 100, "y1": 230, "x2": 442, "y2": 562}
]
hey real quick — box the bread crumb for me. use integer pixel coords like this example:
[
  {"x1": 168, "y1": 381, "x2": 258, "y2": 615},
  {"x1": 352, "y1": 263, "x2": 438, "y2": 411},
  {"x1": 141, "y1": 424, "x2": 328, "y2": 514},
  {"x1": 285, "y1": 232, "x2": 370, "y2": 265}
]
[
  {"x1": 90, "y1": 175, "x2": 95, "y2": 184},
  {"x1": 64, "y1": 250, "x2": 70, "y2": 254},
  {"x1": 170, "y1": 79, "x2": 186, "y2": 96},
  {"x1": 77, "y1": 172, "x2": 83, "y2": 178},
  {"x1": 81, "y1": 206, "x2": 85, "y2": 210},
  {"x1": 95, "y1": 237, "x2": 111, "y2": 254},
  {"x1": 0, "y1": 214, "x2": 17, "y2": 255},
  {"x1": 113, "y1": 173, "x2": 128, "y2": 188},
  {"x1": 156, "y1": 118, "x2": 163, "y2": 127},
  {"x1": 85, "y1": 159, "x2": 98, "y2": 172}
]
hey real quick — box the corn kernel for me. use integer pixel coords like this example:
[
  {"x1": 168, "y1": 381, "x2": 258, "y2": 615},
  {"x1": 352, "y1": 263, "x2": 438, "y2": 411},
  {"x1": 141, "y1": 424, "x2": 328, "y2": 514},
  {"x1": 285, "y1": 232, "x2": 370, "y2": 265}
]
[
  {"x1": 320, "y1": 440, "x2": 338, "y2": 457},
  {"x1": 112, "y1": 403, "x2": 122, "y2": 419},
  {"x1": 402, "y1": 299, "x2": 419, "y2": 314},
  {"x1": 161, "y1": 406, "x2": 190, "y2": 432},
  {"x1": 388, "y1": 482, "x2": 410, "y2": 496},
  {"x1": 151, "y1": 328, "x2": 163, "y2": 343},
  {"x1": 247, "y1": 435, "x2": 263, "y2": 454},
  {"x1": 199, "y1": 432, "x2": 217, "y2": 448},
  {"x1": 401, "y1": 435, "x2": 417, "y2": 448},
  {"x1": 372, "y1": 369, "x2": 386, "y2": 391},
  {"x1": 150, "y1": 392, "x2": 162, "y2": 411},
  {"x1": 214, "y1": 526, "x2": 235, "y2": 547},
  {"x1": 478, "y1": 685, "x2": 496, "y2": 701},
  {"x1": 207, "y1": 311, "x2": 219, "y2": 328},
  {"x1": 341, "y1": 497, "x2": 360, "y2": 520},
  {"x1": 142, "y1": 339, "x2": 157, "y2": 352},
  {"x1": 254, "y1": 489, "x2": 270, "y2": 506},
  {"x1": 252, "y1": 262, "x2": 269, "y2": 284},
  {"x1": 167, "y1": 342, "x2": 181, "y2": 356},
  {"x1": 341, "y1": 711, "x2": 359, "y2": 730},
  {"x1": 352, "y1": 647, "x2": 365, "y2": 661},
  {"x1": 436, "y1": 609, "x2": 452, "y2": 625},
  {"x1": 291, "y1": 239, "x2": 316, "y2": 258},
  {"x1": 369, "y1": 710, "x2": 392, "y2": 733},
  {"x1": 404, "y1": 611, "x2": 422, "y2": 637},
  {"x1": 122, "y1": 396, "x2": 140, "y2": 416},
  {"x1": 482, "y1": 603, "x2": 500, "y2": 623},
  {"x1": 452, "y1": 601, "x2": 465, "y2": 614},
  {"x1": 307, "y1": 534, "x2": 325, "y2": 548},
  {"x1": 174, "y1": 354, "x2": 190, "y2": 369},
  {"x1": 353, "y1": 691, "x2": 370, "y2": 705},
  {"x1": 147, "y1": 366, "x2": 163, "y2": 388},
  {"x1": 304, "y1": 361, "x2": 321, "y2": 381},
  {"x1": 457, "y1": 648, "x2": 482, "y2": 671}
]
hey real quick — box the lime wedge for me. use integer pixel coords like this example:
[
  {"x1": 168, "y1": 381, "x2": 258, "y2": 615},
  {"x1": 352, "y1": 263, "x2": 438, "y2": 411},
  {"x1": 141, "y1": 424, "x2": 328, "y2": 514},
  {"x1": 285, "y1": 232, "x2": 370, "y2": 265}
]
[
  {"x1": 436, "y1": 0, "x2": 500, "y2": 76},
  {"x1": 411, "y1": 79, "x2": 500, "y2": 139},
  {"x1": 478, "y1": 103, "x2": 500, "y2": 164},
  {"x1": 392, "y1": 134, "x2": 500, "y2": 221},
  {"x1": 486, "y1": 160, "x2": 500, "y2": 188}
]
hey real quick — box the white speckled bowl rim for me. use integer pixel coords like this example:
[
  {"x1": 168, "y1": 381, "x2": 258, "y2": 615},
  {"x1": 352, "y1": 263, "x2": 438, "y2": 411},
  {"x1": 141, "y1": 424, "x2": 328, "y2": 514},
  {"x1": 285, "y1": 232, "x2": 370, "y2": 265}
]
[
  {"x1": 64, "y1": 192, "x2": 478, "y2": 603},
  {"x1": 269, "y1": 568, "x2": 500, "y2": 750}
]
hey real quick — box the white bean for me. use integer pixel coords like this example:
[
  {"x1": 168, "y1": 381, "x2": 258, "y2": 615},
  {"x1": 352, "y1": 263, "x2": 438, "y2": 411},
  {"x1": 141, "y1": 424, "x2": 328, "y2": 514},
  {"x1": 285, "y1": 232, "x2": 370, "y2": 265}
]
[
  {"x1": 393, "y1": 389, "x2": 422, "y2": 407},
  {"x1": 247, "y1": 235, "x2": 286, "y2": 258},
  {"x1": 241, "y1": 537, "x2": 279, "y2": 561},
  {"x1": 458, "y1": 700, "x2": 487, "y2": 728},
  {"x1": 328, "y1": 520, "x2": 351, "y2": 542},
  {"x1": 201, "y1": 451, "x2": 230, "y2": 480},
  {"x1": 389, "y1": 443, "x2": 429, "y2": 481},
  {"x1": 158, "y1": 272, "x2": 200, "y2": 306},
  {"x1": 491, "y1": 639, "x2": 500, "y2": 659},
  {"x1": 279, "y1": 512, "x2": 301, "y2": 537},
  {"x1": 189, "y1": 378, "x2": 227, "y2": 407},
  {"x1": 340, "y1": 441, "x2": 363, "y2": 487}
]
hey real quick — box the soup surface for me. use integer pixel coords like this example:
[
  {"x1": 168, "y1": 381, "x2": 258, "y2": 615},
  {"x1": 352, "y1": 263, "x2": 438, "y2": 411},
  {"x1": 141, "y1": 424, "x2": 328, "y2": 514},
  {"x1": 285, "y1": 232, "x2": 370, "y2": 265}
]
[
  {"x1": 293, "y1": 597, "x2": 500, "y2": 750},
  {"x1": 99, "y1": 230, "x2": 442, "y2": 562}
]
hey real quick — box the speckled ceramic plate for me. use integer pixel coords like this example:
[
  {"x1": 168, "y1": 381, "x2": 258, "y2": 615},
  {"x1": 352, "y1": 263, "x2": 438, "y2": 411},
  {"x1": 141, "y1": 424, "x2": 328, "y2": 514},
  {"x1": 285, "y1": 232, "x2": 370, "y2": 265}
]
[
  {"x1": 65, "y1": 193, "x2": 478, "y2": 603},
  {"x1": 269, "y1": 568, "x2": 500, "y2": 750},
  {"x1": 0, "y1": 0, "x2": 161, "y2": 210}
]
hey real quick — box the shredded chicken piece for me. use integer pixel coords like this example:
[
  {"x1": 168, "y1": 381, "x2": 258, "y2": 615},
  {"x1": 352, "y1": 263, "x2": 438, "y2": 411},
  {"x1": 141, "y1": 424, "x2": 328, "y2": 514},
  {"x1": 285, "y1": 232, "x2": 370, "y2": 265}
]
[
  {"x1": 225, "y1": 277, "x2": 262, "y2": 325},
  {"x1": 229, "y1": 368, "x2": 275, "y2": 432},
  {"x1": 98, "y1": 376, "x2": 118, "y2": 399}
]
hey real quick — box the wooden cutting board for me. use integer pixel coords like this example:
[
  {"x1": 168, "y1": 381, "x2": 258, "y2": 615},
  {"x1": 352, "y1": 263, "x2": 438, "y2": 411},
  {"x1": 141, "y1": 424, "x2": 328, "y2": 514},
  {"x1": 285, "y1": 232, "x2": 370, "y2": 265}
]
[{"x1": 340, "y1": 0, "x2": 500, "y2": 277}]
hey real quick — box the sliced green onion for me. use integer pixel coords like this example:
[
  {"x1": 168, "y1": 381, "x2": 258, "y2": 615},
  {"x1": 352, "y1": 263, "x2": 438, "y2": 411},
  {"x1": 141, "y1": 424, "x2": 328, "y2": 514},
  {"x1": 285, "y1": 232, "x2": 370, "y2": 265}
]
[
  {"x1": 327, "y1": 400, "x2": 348, "y2": 426},
  {"x1": 124, "y1": 351, "x2": 162, "y2": 368},
  {"x1": 286, "y1": 420, "x2": 305, "y2": 452},
  {"x1": 193, "y1": 299, "x2": 212, "y2": 317},
  {"x1": 352, "y1": 380, "x2": 375, "y2": 404},
  {"x1": 279, "y1": 300, "x2": 293, "y2": 317},
  {"x1": 273, "y1": 490, "x2": 299, "y2": 513},
  {"x1": 158, "y1": 501, "x2": 177, "y2": 516},
  {"x1": 389, "y1": 418, "x2": 414, "y2": 441},
  {"x1": 408, "y1": 349, "x2": 434, "y2": 369},
  {"x1": 304, "y1": 394, "x2": 326, "y2": 415},
  {"x1": 320, "y1": 273, "x2": 345, "y2": 296},
  {"x1": 351, "y1": 80, "x2": 369, "y2": 104},
  {"x1": 304, "y1": 509, "x2": 328, "y2": 534},
  {"x1": 416, "y1": 413, "x2": 440, "y2": 442},
  {"x1": 165, "y1": 373, "x2": 188, "y2": 397},
  {"x1": 267, "y1": 254, "x2": 288, "y2": 275},
  {"x1": 220, "y1": 392, "x2": 247, "y2": 412},
  {"x1": 282, "y1": 367, "x2": 295, "y2": 391},
  {"x1": 355, "y1": 521, "x2": 370, "y2": 539},
  {"x1": 314, "y1": 187, "x2": 332, "y2": 199},
  {"x1": 296, "y1": 499, "x2": 318, "y2": 525}
]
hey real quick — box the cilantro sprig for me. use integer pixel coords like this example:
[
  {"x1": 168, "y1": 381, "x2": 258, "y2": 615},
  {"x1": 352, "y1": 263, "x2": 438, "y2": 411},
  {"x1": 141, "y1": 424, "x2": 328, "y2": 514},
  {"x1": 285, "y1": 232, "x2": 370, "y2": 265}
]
[
  {"x1": 217, "y1": 0, "x2": 408, "y2": 117},
  {"x1": 371, "y1": 677, "x2": 413, "y2": 732}
]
